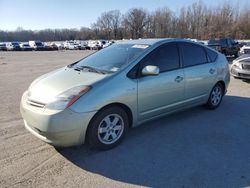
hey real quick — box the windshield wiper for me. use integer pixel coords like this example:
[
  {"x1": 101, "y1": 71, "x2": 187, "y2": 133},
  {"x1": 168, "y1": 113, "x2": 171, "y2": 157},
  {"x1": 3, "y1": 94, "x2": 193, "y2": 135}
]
[
  {"x1": 74, "y1": 65, "x2": 106, "y2": 74},
  {"x1": 67, "y1": 61, "x2": 79, "y2": 68}
]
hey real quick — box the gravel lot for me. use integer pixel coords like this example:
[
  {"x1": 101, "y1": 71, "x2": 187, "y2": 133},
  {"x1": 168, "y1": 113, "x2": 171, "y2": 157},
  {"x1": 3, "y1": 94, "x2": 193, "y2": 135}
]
[{"x1": 0, "y1": 51, "x2": 250, "y2": 188}]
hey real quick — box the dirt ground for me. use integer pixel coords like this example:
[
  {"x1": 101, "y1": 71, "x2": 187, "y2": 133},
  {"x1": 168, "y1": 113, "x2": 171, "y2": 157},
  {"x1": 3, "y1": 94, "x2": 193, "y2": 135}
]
[{"x1": 0, "y1": 51, "x2": 250, "y2": 188}]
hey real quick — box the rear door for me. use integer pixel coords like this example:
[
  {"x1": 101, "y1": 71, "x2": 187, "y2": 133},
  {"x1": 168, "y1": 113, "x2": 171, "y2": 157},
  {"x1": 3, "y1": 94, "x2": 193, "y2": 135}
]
[
  {"x1": 179, "y1": 42, "x2": 216, "y2": 105},
  {"x1": 137, "y1": 42, "x2": 185, "y2": 121}
]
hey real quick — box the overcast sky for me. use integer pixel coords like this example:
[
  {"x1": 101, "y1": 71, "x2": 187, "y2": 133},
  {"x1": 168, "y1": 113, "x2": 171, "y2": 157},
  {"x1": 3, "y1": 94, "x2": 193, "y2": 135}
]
[{"x1": 0, "y1": 0, "x2": 248, "y2": 31}]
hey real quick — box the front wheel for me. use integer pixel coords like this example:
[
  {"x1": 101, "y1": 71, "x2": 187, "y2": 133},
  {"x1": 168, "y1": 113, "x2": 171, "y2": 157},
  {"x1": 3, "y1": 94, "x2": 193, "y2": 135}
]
[
  {"x1": 205, "y1": 83, "x2": 224, "y2": 109},
  {"x1": 87, "y1": 106, "x2": 129, "y2": 150}
]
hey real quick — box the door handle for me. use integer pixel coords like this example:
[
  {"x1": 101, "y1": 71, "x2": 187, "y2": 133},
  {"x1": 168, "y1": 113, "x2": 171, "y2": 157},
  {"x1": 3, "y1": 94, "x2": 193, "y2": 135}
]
[
  {"x1": 209, "y1": 68, "x2": 215, "y2": 74},
  {"x1": 175, "y1": 76, "x2": 183, "y2": 83}
]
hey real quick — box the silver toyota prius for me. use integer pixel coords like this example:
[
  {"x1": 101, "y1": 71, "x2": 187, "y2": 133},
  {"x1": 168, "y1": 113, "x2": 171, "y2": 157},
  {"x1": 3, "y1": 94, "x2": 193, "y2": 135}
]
[{"x1": 20, "y1": 39, "x2": 230, "y2": 150}]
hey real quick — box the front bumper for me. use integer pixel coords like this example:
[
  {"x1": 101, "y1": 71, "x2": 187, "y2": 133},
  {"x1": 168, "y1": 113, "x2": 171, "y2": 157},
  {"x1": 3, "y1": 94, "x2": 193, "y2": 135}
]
[
  {"x1": 231, "y1": 66, "x2": 250, "y2": 79},
  {"x1": 20, "y1": 92, "x2": 96, "y2": 147}
]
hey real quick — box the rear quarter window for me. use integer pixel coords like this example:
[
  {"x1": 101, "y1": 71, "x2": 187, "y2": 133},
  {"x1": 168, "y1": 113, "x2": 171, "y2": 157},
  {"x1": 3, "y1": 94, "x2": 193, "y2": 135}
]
[{"x1": 205, "y1": 48, "x2": 218, "y2": 62}]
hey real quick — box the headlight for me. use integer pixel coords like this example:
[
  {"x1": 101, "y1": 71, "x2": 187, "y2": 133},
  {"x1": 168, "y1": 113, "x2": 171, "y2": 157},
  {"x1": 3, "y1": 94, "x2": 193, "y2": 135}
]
[
  {"x1": 45, "y1": 85, "x2": 91, "y2": 110},
  {"x1": 233, "y1": 61, "x2": 241, "y2": 69}
]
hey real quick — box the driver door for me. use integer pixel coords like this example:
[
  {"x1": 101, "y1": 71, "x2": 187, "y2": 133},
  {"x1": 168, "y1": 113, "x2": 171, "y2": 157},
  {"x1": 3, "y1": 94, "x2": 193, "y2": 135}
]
[{"x1": 137, "y1": 43, "x2": 185, "y2": 121}]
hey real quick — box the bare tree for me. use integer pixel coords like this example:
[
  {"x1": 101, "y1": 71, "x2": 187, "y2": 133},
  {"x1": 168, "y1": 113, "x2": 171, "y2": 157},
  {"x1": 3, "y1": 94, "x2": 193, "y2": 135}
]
[
  {"x1": 152, "y1": 7, "x2": 173, "y2": 38},
  {"x1": 186, "y1": 1, "x2": 207, "y2": 39},
  {"x1": 237, "y1": 7, "x2": 250, "y2": 39},
  {"x1": 95, "y1": 10, "x2": 121, "y2": 39},
  {"x1": 1, "y1": 1, "x2": 250, "y2": 42},
  {"x1": 110, "y1": 10, "x2": 121, "y2": 39},
  {"x1": 176, "y1": 7, "x2": 189, "y2": 38},
  {"x1": 123, "y1": 8, "x2": 149, "y2": 39}
]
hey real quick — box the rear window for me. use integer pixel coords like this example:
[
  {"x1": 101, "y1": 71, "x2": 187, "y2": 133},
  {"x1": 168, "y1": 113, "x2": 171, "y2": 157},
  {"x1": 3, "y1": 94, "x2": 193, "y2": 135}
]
[{"x1": 205, "y1": 48, "x2": 218, "y2": 62}]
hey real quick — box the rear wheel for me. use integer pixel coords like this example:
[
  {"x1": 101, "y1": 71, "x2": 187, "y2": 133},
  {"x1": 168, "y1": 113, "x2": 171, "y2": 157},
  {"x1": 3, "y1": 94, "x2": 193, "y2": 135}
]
[
  {"x1": 205, "y1": 83, "x2": 224, "y2": 109},
  {"x1": 87, "y1": 106, "x2": 129, "y2": 150}
]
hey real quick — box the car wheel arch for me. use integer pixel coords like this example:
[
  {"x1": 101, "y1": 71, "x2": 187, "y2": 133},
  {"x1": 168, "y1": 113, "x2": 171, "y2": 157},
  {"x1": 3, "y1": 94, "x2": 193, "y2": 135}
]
[
  {"x1": 85, "y1": 103, "x2": 133, "y2": 142},
  {"x1": 103, "y1": 103, "x2": 133, "y2": 127},
  {"x1": 216, "y1": 80, "x2": 226, "y2": 95},
  {"x1": 205, "y1": 81, "x2": 225, "y2": 109}
]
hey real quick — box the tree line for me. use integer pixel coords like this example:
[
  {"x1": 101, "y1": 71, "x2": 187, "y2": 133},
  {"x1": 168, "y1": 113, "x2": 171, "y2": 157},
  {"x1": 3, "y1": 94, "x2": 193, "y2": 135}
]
[{"x1": 1, "y1": 1, "x2": 250, "y2": 42}]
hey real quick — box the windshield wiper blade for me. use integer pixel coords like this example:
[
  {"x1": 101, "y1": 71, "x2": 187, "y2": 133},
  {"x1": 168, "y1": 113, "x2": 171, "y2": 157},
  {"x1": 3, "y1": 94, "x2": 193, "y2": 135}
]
[
  {"x1": 67, "y1": 61, "x2": 79, "y2": 68},
  {"x1": 74, "y1": 65, "x2": 106, "y2": 74}
]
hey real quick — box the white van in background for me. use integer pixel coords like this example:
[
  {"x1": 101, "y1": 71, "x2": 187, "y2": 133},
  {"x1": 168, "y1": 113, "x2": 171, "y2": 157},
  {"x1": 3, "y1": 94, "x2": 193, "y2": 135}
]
[{"x1": 29, "y1": 41, "x2": 45, "y2": 51}]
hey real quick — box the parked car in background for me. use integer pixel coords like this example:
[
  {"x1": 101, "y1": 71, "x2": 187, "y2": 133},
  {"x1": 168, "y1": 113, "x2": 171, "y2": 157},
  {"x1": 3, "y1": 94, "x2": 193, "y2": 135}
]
[
  {"x1": 44, "y1": 42, "x2": 59, "y2": 51},
  {"x1": 208, "y1": 38, "x2": 240, "y2": 57},
  {"x1": 64, "y1": 41, "x2": 79, "y2": 50},
  {"x1": 6, "y1": 42, "x2": 21, "y2": 51},
  {"x1": 231, "y1": 54, "x2": 250, "y2": 80},
  {"x1": 239, "y1": 42, "x2": 250, "y2": 56},
  {"x1": 239, "y1": 41, "x2": 247, "y2": 48},
  {"x1": 20, "y1": 43, "x2": 33, "y2": 51},
  {"x1": 29, "y1": 41, "x2": 45, "y2": 51},
  {"x1": 0, "y1": 43, "x2": 7, "y2": 51},
  {"x1": 50, "y1": 43, "x2": 59, "y2": 50},
  {"x1": 54, "y1": 42, "x2": 64, "y2": 50},
  {"x1": 97, "y1": 40, "x2": 108, "y2": 49},
  {"x1": 20, "y1": 39, "x2": 230, "y2": 150},
  {"x1": 78, "y1": 41, "x2": 87, "y2": 50},
  {"x1": 103, "y1": 41, "x2": 115, "y2": 48},
  {"x1": 186, "y1": 38, "x2": 205, "y2": 45},
  {"x1": 86, "y1": 40, "x2": 98, "y2": 50},
  {"x1": 86, "y1": 40, "x2": 103, "y2": 50}
]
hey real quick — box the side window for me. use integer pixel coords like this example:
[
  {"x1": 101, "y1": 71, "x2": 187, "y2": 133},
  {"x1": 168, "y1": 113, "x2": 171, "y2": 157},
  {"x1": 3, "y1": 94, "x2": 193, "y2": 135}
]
[
  {"x1": 141, "y1": 43, "x2": 179, "y2": 73},
  {"x1": 205, "y1": 47, "x2": 218, "y2": 62},
  {"x1": 180, "y1": 42, "x2": 208, "y2": 67}
]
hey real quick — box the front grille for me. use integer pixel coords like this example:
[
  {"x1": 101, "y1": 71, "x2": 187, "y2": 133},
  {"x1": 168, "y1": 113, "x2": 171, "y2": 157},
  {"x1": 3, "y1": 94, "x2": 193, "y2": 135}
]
[
  {"x1": 244, "y1": 49, "x2": 250, "y2": 54},
  {"x1": 242, "y1": 64, "x2": 250, "y2": 71},
  {"x1": 239, "y1": 73, "x2": 250, "y2": 78},
  {"x1": 26, "y1": 99, "x2": 45, "y2": 108}
]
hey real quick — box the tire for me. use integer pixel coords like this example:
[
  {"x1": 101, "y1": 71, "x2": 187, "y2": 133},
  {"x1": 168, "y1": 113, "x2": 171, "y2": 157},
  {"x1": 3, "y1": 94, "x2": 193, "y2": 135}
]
[
  {"x1": 87, "y1": 106, "x2": 129, "y2": 150},
  {"x1": 205, "y1": 83, "x2": 224, "y2": 110}
]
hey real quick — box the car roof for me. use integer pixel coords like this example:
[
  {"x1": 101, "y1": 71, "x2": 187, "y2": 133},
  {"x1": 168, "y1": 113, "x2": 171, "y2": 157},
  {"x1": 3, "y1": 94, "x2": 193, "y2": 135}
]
[{"x1": 116, "y1": 38, "x2": 191, "y2": 46}]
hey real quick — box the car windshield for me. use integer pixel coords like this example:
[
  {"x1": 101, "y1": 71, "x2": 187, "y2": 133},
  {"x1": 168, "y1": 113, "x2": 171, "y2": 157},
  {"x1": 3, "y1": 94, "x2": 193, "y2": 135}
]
[
  {"x1": 76, "y1": 43, "x2": 149, "y2": 72},
  {"x1": 246, "y1": 42, "x2": 250, "y2": 46}
]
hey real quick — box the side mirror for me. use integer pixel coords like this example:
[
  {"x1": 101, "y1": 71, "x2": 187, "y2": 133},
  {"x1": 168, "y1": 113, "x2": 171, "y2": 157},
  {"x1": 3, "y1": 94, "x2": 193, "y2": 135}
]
[{"x1": 142, "y1": 65, "x2": 160, "y2": 76}]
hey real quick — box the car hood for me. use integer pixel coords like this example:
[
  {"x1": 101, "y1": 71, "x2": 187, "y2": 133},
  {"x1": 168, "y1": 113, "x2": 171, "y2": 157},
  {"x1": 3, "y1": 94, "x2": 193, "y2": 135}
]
[{"x1": 28, "y1": 67, "x2": 107, "y2": 104}]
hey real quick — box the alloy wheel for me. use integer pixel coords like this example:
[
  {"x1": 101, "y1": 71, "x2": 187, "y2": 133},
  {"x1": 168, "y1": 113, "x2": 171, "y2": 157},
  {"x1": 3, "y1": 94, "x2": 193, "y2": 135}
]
[{"x1": 97, "y1": 114, "x2": 124, "y2": 145}]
